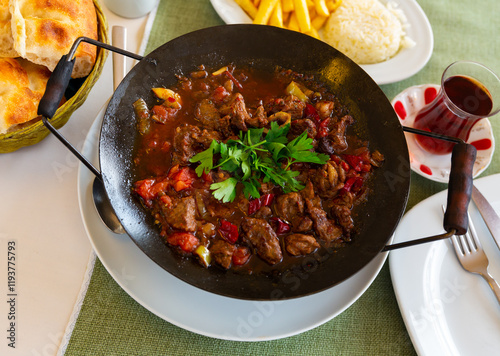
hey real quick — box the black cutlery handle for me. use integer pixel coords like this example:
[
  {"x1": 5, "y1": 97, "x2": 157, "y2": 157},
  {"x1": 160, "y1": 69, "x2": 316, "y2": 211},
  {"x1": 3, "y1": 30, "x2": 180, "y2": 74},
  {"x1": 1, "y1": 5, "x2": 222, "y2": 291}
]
[{"x1": 444, "y1": 142, "x2": 477, "y2": 235}]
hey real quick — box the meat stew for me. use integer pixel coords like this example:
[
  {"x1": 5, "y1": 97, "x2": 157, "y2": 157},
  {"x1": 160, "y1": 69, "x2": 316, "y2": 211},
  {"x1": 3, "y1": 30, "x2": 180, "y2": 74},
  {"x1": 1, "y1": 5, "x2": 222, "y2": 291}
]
[{"x1": 131, "y1": 64, "x2": 384, "y2": 273}]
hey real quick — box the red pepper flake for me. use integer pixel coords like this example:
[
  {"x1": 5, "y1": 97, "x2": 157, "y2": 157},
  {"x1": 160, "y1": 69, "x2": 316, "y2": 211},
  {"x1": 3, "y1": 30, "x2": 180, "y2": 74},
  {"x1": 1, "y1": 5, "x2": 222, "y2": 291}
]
[
  {"x1": 343, "y1": 177, "x2": 364, "y2": 193},
  {"x1": 316, "y1": 117, "x2": 331, "y2": 138},
  {"x1": 224, "y1": 70, "x2": 243, "y2": 90},
  {"x1": 304, "y1": 104, "x2": 320, "y2": 122},
  {"x1": 269, "y1": 217, "x2": 291, "y2": 234},
  {"x1": 343, "y1": 154, "x2": 371, "y2": 172},
  {"x1": 248, "y1": 193, "x2": 275, "y2": 215},
  {"x1": 219, "y1": 218, "x2": 239, "y2": 244},
  {"x1": 232, "y1": 246, "x2": 251, "y2": 266}
]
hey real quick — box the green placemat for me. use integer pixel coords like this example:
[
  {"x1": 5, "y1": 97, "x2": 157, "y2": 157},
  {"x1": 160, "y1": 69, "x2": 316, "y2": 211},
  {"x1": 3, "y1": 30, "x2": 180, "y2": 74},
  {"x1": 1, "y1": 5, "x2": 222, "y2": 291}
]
[{"x1": 65, "y1": 0, "x2": 500, "y2": 354}]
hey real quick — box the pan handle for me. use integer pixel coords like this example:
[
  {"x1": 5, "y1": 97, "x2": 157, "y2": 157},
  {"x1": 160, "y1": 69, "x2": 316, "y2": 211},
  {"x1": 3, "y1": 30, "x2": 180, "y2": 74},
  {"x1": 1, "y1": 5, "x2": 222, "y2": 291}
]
[
  {"x1": 38, "y1": 37, "x2": 146, "y2": 180},
  {"x1": 383, "y1": 130, "x2": 477, "y2": 251}
]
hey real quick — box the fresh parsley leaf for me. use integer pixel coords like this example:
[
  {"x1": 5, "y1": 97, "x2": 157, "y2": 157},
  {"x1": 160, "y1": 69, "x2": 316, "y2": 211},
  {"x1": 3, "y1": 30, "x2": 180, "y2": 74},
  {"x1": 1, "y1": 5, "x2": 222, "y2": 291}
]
[
  {"x1": 242, "y1": 178, "x2": 261, "y2": 199},
  {"x1": 265, "y1": 121, "x2": 289, "y2": 145},
  {"x1": 191, "y1": 123, "x2": 330, "y2": 202},
  {"x1": 210, "y1": 178, "x2": 238, "y2": 203},
  {"x1": 190, "y1": 140, "x2": 220, "y2": 176}
]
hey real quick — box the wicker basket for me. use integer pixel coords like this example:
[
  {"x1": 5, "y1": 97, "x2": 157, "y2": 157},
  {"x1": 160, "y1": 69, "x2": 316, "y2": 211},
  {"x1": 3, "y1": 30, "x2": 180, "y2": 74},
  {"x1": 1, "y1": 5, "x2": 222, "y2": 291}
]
[{"x1": 0, "y1": 0, "x2": 109, "y2": 153}]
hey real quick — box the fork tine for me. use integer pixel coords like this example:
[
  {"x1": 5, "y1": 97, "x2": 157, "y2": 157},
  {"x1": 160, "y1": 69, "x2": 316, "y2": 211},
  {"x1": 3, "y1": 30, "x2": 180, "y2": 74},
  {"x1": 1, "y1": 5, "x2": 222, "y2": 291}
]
[
  {"x1": 467, "y1": 214, "x2": 483, "y2": 252},
  {"x1": 451, "y1": 234, "x2": 464, "y2": 256},
  {"x1": 459, "y1": 234, "x2": 471, "y2": 255}
]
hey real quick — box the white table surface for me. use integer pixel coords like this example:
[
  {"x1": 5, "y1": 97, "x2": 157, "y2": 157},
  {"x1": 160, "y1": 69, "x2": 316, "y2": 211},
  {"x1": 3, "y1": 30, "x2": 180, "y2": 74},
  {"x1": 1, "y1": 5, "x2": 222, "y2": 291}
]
[{"x1": 0, "y1": 6, "x2": 151, "y2": 355}]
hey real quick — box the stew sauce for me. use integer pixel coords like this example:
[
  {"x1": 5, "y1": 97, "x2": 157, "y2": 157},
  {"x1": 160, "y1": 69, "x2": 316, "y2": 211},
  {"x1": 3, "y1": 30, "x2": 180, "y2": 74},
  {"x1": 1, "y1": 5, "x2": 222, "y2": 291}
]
[{"x1": 132, "y1": 64, "x2": 384, "y2": 273}]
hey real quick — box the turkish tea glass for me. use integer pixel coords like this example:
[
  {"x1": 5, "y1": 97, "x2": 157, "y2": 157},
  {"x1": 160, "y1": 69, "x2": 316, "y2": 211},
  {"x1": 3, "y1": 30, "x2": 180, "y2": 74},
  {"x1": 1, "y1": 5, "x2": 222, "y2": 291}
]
[{"x1": 414, "y1": 61, "x2": 500, "y2": 155}]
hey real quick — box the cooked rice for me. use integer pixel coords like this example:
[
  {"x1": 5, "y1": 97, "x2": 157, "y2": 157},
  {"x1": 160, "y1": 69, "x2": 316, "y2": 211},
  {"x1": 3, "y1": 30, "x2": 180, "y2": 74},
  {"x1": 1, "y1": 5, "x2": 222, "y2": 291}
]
[{"x1": 322, "y1": 0, "x2": 415, "y2": 64}]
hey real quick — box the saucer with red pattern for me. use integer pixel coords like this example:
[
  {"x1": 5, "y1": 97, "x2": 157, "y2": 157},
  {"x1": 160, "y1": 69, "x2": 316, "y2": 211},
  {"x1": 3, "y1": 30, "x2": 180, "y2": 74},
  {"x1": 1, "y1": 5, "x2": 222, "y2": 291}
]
[{"x1": 391, "y1": 84, "x2": 495, "y2": 183}]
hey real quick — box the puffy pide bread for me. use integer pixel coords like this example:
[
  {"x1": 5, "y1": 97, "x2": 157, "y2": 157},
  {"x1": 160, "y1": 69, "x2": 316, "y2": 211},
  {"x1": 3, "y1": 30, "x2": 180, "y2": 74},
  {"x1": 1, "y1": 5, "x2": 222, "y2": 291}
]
[
  {"x1": 0, "y1": 0, "x2": 17, "y2": 57},
  {"x1": 0, "y1": 57, "x2": 51, "y2": 134},
  {"x1": 9, "y1": 0, "x2": 98, "y2": 78}
]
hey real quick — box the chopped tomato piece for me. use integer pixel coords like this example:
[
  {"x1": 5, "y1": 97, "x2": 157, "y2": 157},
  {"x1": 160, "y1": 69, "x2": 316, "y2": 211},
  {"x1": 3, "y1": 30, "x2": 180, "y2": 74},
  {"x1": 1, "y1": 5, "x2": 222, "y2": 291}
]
[
  {"x1": 169, "y1": 166, "x2": 198, "y2": 191},
  {"x1": 134, "y1": 178, "x2": 169, "y2": 206},
  {"x1": 219, "y1": 219, "x2": 239, "y2": 244},
  {"x1": 151, "y1": 105, "x2": 178, "y2": 124},
  {"x1": 167, "y1": 232, "x2": 199, "y2": 253},
  {"x1": 211, "y1": 86, "x2": 230, "y2": 102}
]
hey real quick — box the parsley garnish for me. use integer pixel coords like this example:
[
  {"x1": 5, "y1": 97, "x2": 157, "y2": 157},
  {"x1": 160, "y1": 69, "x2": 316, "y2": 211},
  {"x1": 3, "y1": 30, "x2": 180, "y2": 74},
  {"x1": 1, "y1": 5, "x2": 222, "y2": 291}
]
[{"x1": 190, "y1": 122, "x2": 329, "y2": 202}]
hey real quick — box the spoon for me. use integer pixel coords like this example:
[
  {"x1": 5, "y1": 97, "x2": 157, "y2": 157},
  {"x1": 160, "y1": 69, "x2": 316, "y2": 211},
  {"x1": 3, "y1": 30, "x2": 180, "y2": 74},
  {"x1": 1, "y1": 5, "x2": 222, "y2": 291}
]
[{"x1": 91, "y1": 25, "x2": 128, "y2": 234}]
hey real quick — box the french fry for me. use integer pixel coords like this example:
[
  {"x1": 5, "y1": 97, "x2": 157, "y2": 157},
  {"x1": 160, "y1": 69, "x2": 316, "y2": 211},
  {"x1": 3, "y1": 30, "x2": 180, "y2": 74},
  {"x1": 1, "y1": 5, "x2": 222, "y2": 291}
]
[
  {"x1": 314, "y1": 0, "x2": 329, "y2": 17},
  {"x1": 253, "y1": 0, "x2": 279, "y2": 24},
  {"x1": 269, "y1": 0, "x2": 284, "y2": 28},
  {"x1": 282, "y1": 0, "x2": 294, "y2": 12},
  {"x1": 311, "y1": 14, "x2": 328, "y2": 30},
  {"x1": 235, "y1": 0, "x2": 258, "y2": 19},
  {"x1": 253, "y1": 0, "x2": 261, "y2": 6},
  {"x1": 287, "y1": 12, "x2": 300, "y2": 31},
  {"x1": 292, "y1": 0, "x2": 311, "y2": 32},
  {"x1": 326, "y1": 0, "x2": 342, "y2": 12},
  {"x1": 305, "y1": 26, "x2": 320, "y2": 39}
]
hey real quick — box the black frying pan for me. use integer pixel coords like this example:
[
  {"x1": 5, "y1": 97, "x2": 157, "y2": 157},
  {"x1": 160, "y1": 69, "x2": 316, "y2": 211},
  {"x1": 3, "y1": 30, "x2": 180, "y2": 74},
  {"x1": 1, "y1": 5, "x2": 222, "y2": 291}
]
[{"x1": 38, "y1": 25, "x2": 475, "y2": 300}]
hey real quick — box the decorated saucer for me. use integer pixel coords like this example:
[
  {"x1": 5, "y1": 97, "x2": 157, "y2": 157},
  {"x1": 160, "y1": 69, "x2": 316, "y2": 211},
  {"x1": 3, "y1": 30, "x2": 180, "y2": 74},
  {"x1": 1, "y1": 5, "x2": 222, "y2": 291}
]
[{"x1": 391, "y1": 84, "x2": 495, "y2": 183}]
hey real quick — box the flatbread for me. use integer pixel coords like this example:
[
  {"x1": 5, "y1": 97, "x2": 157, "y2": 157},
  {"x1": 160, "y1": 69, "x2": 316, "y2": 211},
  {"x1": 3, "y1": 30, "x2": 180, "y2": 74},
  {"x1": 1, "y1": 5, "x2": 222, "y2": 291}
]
[
  {"x1": 0, "y1": 57, "x2": 51, "y2": 134},
  {"x1": 9, "y1": 0, "x2": 98, "y2": 78},
  {"x1": 0, "y1": 0, "x2": 17, "y2": 57}
]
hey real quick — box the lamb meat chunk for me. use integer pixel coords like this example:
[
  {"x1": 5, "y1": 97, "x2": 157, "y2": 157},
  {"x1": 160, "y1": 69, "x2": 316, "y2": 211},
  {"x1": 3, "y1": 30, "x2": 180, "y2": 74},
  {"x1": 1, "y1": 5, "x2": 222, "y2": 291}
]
[
  {"x1": 246, "y1": 105, "x2": 269, "y2": 128},
  {"x1": 275, "y1": 192, "x2": 304, "y2": 225},
  {"x1": 219, "y1": 93, "x2": 250, "y2": 131},
  {"x1": 210, "y1": 239, "x2": 236, "y2": 269},
  {"x1": 302, "y1": 178, "x2": 345, "y2": 241},
  {"x1": 171, "y1": 124, "x2": 221, "y2": 165},
  {"x1": 315, "y1": 100, "x2": 335, "y2": 119},
  {"x1": 162, "y1": 196, "x2": 197, "y2": 232},
  {"x1": 306, "y1": 203, "x2": 343, "y2": 242},
  {"x1": 254, "y1": 206, "x2": 272, "y2": 219},
  {"x1": 295, "y1": 216, "x2": 313, "y2": 232},
  {"x1": 317, "y1": 115, "x2": 354, "y2": 154},
  {"x1": 195, "y1": 99, "x2": 220, "y2": 129},
  {"x1": 265, "y1": 95, "x2": 306, "y2": 119},
  {"x1": 289, "y1": 118, "x2": 317, "y2": 139},
  {"x1": 241, "y1": 217, "x2": 283, "y2": 265},
  {"x1": 312, "y1": 161, "x2": 345, "y2": 199},
  {"x1": 285, "y1": 234, "x2": 320, "y2": 256},
  {"x1": 332, "y1": 204, "x2": 354, "y2": 235}
]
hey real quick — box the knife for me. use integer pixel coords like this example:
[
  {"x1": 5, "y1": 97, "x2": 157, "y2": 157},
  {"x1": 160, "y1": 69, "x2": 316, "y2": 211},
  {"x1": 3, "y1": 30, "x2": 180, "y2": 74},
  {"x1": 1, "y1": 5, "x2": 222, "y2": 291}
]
[{"x1": 472, "y1": 185, "x2": 500, "y2": 250}]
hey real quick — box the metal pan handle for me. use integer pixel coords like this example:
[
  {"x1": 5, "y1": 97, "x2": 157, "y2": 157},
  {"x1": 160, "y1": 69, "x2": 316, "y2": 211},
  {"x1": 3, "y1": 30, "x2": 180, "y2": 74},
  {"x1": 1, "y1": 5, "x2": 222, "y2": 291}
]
[
  {"x1": 383, "y1": 128, "x2": 477, "y2": 251},
  {"x1": 38, "y1": 37, "x2": 145, "y2": 180}
]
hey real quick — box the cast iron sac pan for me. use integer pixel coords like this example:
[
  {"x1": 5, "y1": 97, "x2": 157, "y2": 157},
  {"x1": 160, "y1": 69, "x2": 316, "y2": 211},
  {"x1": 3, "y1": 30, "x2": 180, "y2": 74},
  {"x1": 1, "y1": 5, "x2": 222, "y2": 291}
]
[{"x1": 99, "y1": 24, "x2": 410, "y2": 300}]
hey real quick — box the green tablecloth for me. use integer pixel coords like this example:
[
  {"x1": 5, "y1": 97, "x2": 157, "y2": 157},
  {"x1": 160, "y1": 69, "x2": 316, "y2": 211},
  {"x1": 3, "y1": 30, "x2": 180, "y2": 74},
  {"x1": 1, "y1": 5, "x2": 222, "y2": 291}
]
[{"x1": 65, "y1": 0, "x2": 500, "y2": 354}]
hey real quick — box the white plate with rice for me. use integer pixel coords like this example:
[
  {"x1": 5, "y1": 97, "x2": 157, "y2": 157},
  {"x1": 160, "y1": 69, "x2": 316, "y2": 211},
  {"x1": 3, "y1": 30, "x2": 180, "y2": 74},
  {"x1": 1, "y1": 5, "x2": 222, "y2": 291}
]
[{"x1": 210, "y1": 0, "x2": 433, "y2": 85}]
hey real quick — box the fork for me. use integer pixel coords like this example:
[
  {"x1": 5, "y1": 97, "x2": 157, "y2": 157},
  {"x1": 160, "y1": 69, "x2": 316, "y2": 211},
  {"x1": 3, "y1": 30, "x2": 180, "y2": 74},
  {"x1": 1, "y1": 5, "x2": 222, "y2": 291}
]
[{"x1": 445, "y1": 207, "x2": 500, "y2": 305}]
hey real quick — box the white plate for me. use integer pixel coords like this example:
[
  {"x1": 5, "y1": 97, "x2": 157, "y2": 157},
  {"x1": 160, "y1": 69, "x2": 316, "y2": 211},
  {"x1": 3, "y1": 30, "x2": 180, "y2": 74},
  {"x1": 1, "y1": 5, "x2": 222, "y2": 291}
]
[
  {"x1": 391, "y1": 84, "x2": 495, "y2": 183},
  {"x1": 210, "y1": 0, "x2": 433, "y2": 85},
  {"x1": 77, "y1": 106, "x2": 390, "y2": 341},
  {"x1": 390, "y1": 174, "x2": 500, "y2": 355}
]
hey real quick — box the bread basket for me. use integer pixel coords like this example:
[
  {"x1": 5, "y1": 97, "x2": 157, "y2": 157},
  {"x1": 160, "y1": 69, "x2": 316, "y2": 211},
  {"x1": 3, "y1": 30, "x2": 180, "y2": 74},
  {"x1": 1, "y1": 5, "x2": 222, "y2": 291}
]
[{"x1": 0, "y1": 0, "x2": 109, "y2": 153}]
